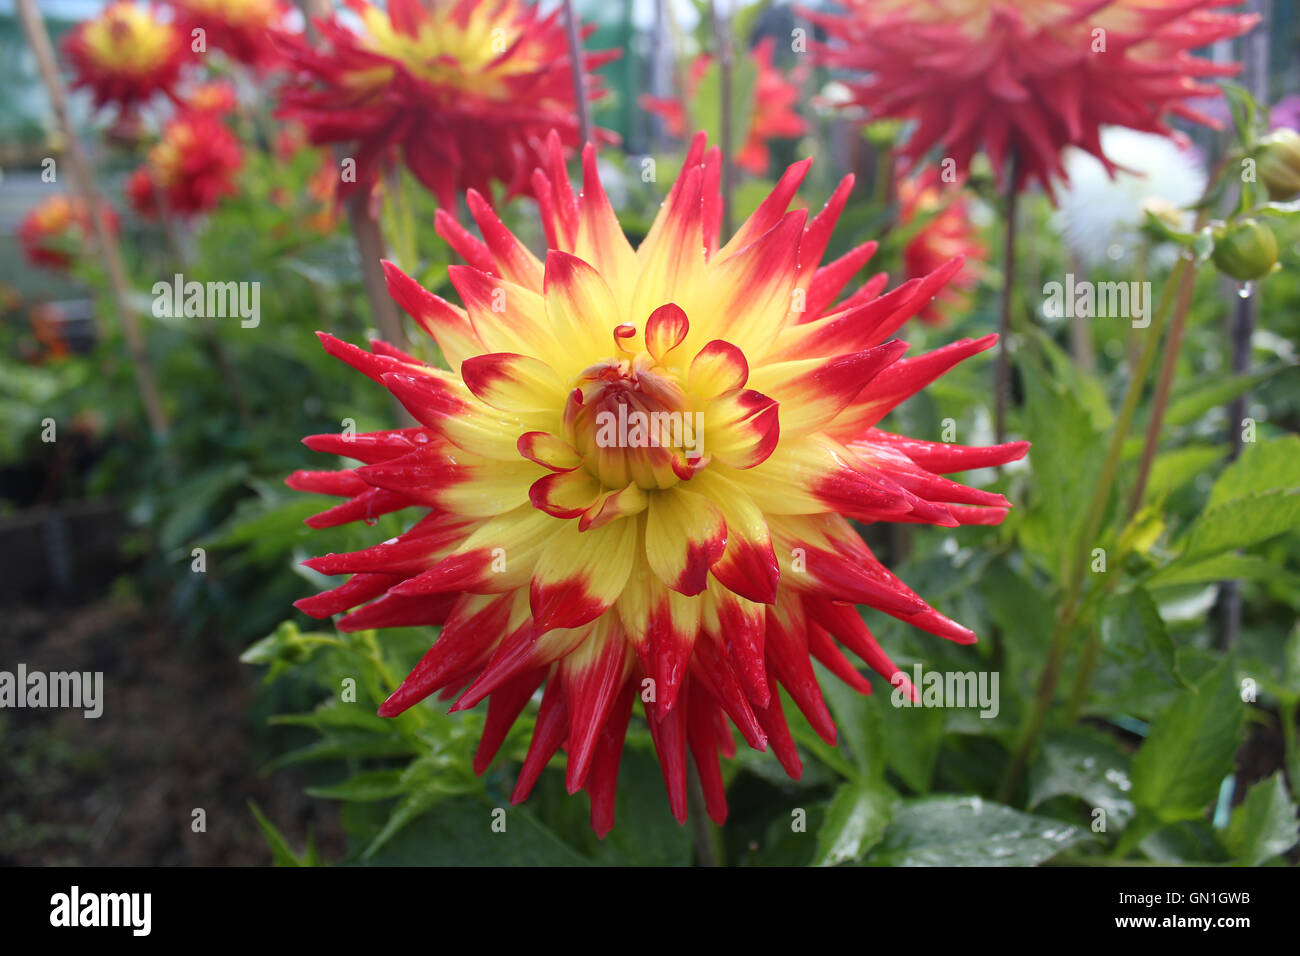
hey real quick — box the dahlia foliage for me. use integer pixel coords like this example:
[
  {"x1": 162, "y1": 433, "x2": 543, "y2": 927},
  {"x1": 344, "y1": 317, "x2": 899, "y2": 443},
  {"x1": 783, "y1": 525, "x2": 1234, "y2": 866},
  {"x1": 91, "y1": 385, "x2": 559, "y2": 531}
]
[
  {"x1": 642, "y1": 37, "x2": 806, "y2": 175},
  {"x1": 275, "y1": 0, "x2": 617, "y2": 207},
  {"x1": 127, "y1": 110, "x2": 243, "y2": 218},
  {"x1": 17, "y1": 195, "x2": 118, "y2": 270},
  {"x1": 897, "y1": 171, "x2": 985, "y2": 325},
  {"x1": 811, "y1": 0, "x2": 1259, "y2": 195},
  {"x1": 63, "y1": 1, "x2": 191, "y2": 118},
  {"x1": 291, "y1": 133, "x2": 1027, "y2": 832},
  {"x1": 170, "y1": 0, "x2": 289, "y2": 71}
]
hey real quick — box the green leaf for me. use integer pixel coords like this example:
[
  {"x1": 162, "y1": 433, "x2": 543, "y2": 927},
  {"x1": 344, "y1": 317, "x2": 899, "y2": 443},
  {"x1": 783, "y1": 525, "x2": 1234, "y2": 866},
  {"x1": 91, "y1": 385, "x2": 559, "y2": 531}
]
[
  {"x1": 1100, "y1": 587, "x2": 1185, "y2": 687},
  {"x1": 1179, "y1": 489, "x2": 1300, "y2": 559},
  {"x1": 863, "y1": 796, "x2": 1086, "y2": 866},
  {"x1": 1207, "y1": 435, "x2": 1300, "y2": 509},
  {"x1": 306, "y1": 770, "x2": 407, "y2": 802},
  {"x1": 1131, "y1": 657, "x2": 1244, "y2": 823},
  {"x1": 1224, "y1": 773, "x2": 1299, "y2": 865},
  {"x1": 1147, "y1": 553, "x2": 1300, "y2": 591},
  {"x1": 816, "y1": 660, "x2": 884, "y2": 781},
  {"x1": 813, "y1": 780, "x2": 896, "y2": 866},
  {"x1": 360, "y1": 798, "x2": 592, "y2": 866},
  {"x1": 1028, "y1": 728, "x2": 1136, "y2": 829},
  {"x1": 690, "y1": 55, "x2": 758, "y2": 163},
  {"x1": 247, "y1": 800, "x2": 311, "y2": 867},
  {"x1": 1165, "y1": 368, "x2": 1282, "y2": 428}
]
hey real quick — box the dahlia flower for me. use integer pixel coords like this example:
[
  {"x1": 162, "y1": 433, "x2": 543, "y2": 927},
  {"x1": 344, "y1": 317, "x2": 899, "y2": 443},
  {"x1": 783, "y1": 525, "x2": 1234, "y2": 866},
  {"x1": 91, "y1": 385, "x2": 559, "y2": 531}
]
[
  {"x1": 274, "y1": 0, "x2": 617, "y2": 207},
  {"x1": 642, "y1": 37, "x2": 806, "y2": 175},
  {"x1": 127, "y1": 111, "x2": 243, "y2": 218},
  {"x1": 63, "y1": 1, "x2": 191, "y2": 118},
  {"x1": 170, "y1": 0, "x2": 289, "y2": 71},
  {"x1": 290, "y1": 132, "x2": 1027, "y2": 833},
  {"x1": 17, "y1": 195, "x2": 118, "y2": 270},
  {"x1": 183, "y1": 80, "x2": 240, "y2": 115},
  {"x1": 897, "y1": 171, "x2": 985, "y2": 325},
  {"x1": 1053, "y1": 126, "x2": 1206, "y2": 268},
  {"x1": 809, "y1": 0, "x2": 1259, "y2": 196}
]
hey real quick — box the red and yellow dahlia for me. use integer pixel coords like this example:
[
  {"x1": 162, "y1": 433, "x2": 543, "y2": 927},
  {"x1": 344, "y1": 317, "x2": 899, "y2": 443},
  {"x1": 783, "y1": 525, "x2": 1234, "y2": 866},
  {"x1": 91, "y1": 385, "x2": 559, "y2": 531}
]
[
  {"x1": 290, "y1": 133, "x2": 1027, "y2": 833},
  {"x1": 897, "y1": 171, "x2": 986, "y2": 325},
  {"x1": 809, "y1": 0, "x2": 1259, "y2": 195},
  {"x1": 17, "y1": 195, "x2": 118, "y2": 270},
  {"x1": 127, "y1": 111, "x2": 243, "y2": 218},
  {"x1": 275, "y1": 0, "x2": 617, "y2": 207},
  {"x1": 170, "y1": 0, "x2": 289, "y2": 71},
  {"x1": 642, "y1": 37, "x2": 806, "y2": 176},
  {"x1": 63, "y1": 1, "x2": 191, "y2": 118}
]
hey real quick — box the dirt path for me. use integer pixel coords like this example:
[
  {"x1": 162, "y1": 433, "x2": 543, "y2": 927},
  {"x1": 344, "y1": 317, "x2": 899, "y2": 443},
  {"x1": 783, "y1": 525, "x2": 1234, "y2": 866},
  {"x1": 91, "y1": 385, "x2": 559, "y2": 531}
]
[{"x1": 1, "y1": 601, "x2": 343, "y2": 865}]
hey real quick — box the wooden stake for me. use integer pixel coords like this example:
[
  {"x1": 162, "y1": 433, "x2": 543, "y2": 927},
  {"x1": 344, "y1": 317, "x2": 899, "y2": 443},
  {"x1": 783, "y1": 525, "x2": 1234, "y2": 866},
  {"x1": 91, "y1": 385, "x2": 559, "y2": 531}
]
[{"x1": 16, "y1": 0, "x2": 170, "y2": 439}]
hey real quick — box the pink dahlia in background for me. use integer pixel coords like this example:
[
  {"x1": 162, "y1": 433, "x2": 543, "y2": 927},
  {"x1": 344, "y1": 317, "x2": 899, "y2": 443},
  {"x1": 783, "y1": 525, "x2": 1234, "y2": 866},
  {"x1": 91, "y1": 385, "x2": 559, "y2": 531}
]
[
  {"x1": 126, "y1": 111, "x2": 243, "y2": 217},
  {"x1": 809, "y1": 0, "x2": 1259, "y2": 196},
  {"x1": 17, "y1": 195, "x2": 118, "y2": 270},
  {"x1": 289, "y1": 131, "x2": 1026, "y2": 833},
  {"x1": 63, "y1": 1, "x2": 192, "y2": 118},
  {"x1": 897, "y1": 171, "x2": 986, "y2": 325},
  {"x1": 274, "y1": 0, "x2": 617, "y2": 207},
  {"x1": 642, "y1": 37, "x2": 807, "y2": 175},
  {"x1": 170, "y1": 0, "x2": 289, "y2": 71}
]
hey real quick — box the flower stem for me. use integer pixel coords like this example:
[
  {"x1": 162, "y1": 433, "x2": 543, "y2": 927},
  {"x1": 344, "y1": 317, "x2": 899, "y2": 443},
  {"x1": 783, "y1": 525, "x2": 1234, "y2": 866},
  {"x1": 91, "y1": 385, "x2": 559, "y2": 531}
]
[
  {"x1": 994, "y1": 153, "x2": 1019, "y2": 444},
  {"x1": 999, "y1": 254, "x2": 1191, "y2": 801},
  {"x1": 686, "y1": 758, "x2": 721, "y2": 866},
  {"x1": 562, "y1": 0, "x2": 593, "y2": 148}
]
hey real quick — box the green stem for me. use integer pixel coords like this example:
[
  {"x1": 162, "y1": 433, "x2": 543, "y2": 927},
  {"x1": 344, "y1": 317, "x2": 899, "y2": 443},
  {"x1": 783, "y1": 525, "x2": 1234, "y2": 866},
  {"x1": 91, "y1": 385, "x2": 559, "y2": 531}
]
[{"x1": 998, "y1": 255, "x2": 1191, "y2": 802}]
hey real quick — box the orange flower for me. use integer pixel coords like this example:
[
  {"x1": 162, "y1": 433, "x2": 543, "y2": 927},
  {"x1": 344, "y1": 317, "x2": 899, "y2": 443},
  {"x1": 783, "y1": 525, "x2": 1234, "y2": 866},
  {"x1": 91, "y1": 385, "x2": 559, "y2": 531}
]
[
  {"x1": 290, "y1": 133, "x2": 1026, "y2": 832},
  {"x1": 170, "y1": 0, "x2": 289, "y2": 70},
  {"x1": 642, "y1": 38, "x2": 806, "y2": 175},
  {"x1": 63, "y1": 2, "x2": 192, "y2": 118},
  {"x1": 809, "y1": 0, "x2": 1259, "y2": 196},
  {"x1": 897, "y1": 172, "x2": 986, "y2": 325},
  {"x1": 275, "y1": 0, "x2": 617, "y2": 206},
  {"x1": 128, "y1": 111, "x2": 243, "y2": 218},
  {"x1": 17, "y1": 195, "x2": 117, "y2": 270}
]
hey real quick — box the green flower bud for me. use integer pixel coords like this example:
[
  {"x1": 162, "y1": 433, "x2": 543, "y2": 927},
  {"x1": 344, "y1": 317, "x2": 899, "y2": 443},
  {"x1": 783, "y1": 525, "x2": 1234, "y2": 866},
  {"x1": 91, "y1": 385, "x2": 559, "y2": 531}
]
[
  {"x1": 1256, "y1": 128, "x2": 1300, "y2": 201},
  {"x1": 1211, "y1": 219, "x2": 1278, "y2": 281}
]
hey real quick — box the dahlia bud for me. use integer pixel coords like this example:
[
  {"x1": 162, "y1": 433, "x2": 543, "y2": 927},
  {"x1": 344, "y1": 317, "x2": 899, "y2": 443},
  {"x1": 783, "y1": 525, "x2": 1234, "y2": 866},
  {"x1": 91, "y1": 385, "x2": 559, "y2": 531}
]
[
  {"x1": 1211, "y1": 219, "x2": 1279, "y2": 281},
  {"x1": 1255, "y1": 128, "x2": 1300, "y2": 200}
]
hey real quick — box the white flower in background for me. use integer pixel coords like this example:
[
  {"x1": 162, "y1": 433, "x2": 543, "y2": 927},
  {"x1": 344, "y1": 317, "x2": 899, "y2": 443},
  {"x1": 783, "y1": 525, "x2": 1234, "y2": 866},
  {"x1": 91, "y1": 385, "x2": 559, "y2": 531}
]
[{"x1": 1054, "y1": 127, "x2": 1206, "y2": 269}]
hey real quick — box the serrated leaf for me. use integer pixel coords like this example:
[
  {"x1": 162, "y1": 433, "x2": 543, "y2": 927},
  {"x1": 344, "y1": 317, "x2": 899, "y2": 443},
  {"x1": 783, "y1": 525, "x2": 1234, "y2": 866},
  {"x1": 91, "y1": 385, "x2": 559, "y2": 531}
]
[
  {"x1": 1180, "y1": 489, "x2": 1300, "y2": 559},
  {"x1": 1165, "y1": 368, "x2": 1282, "y2": 428},
  {"x1": 1207, "y1": 435, "x2": 1300, "y2": 508},
  {"x1": 1225, "y1": 773, "x2": 1299, "y2": 865},
  {"x1": 1101, "y1": 587, "x2": 1185, "y2": 687},
  {"x1": 863, "y1": 796, "x2": 1086, "y2": 866},
  {"x1": 1131, "y1": 657, "x2": 1244, "y2": 823},
  {"x1": 1028, "y1": 728, "x2": 1136, "y2": 829},
  {"x1": 813, "y1": 780, "x2": 895, "y2": 866},
  {"x1": 1147, "y1": 552, "x2": 1300, "y2": 591}
]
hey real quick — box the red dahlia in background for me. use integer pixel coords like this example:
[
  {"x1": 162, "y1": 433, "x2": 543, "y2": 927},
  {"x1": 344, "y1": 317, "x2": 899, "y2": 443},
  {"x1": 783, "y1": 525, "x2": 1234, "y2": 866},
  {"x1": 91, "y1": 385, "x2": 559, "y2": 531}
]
[
  {"x1": 17, "y1": 195, "x2": 118, "y2": 269},
  {"x1": 274, "y1": 0, "x2": 617, "y2": 207},
  {"x1": 63, "y1": 1, "x2": 191, "y2": 118},
  {"x1": 170, "y1": 0, "x2": 289, "y2": 72},
  {"x1": 897, "y1": 171, "x2": 986, "y2": 325},
  {"x1": 809, "y1": 0, "x2": 1259, "y2": 196},
  {"x1": 127, "y1": 111, "x2": 243, "y2": 218},
  {"x1": 289, "y1": 131, "x2": 1027, "y2": 833},
  {"x1": 642, "y1": 37, "x2": 806, "y2": 175}
]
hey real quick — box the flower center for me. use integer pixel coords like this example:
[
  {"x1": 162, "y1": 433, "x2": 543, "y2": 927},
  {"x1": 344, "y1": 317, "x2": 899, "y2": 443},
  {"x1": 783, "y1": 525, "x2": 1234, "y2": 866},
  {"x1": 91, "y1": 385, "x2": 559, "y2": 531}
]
[
  {"x1": 566, "y1": 353, "x2": 703, "y2": 491},
  {"x1": 85, "y1": 6, "x2": 176, "y2": 74}
]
